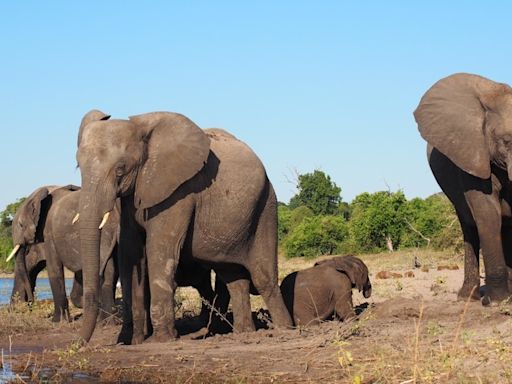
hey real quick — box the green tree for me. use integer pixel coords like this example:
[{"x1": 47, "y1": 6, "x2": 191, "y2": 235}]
[
  {"x1": 349, "y1": 191, "x2": 408, "y2": 252},
  {"x1": 284, "y1": 215, "x2": 348, "y2": 258},
  {"x1": 288, "y1": 170, "x2": 342, "y2": 215},
  {"x1": 402, "y1": 193, "x2": 462, "y2": 250},
  {"x1": 278, "y1": 204, "x2": 314, "y2": 242}
]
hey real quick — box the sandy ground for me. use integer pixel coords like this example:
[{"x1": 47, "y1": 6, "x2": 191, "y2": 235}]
[{"x1": 1, "y1": 251, "x2": 512, "y2": 383}]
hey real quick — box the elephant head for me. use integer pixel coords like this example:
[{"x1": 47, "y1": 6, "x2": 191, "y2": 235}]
[
  {"x1": 9, "y1": 187, "x2": 53, "y2": 303},
  {"x1": 76, "y1": 110, "x2": 211, "y2": 342},
  {"x1": 315, "y1": 255, "x2": 372, "y2": 298},
  {"x1": 414, "y1": 73, "x2": 512, "y2": 180}
]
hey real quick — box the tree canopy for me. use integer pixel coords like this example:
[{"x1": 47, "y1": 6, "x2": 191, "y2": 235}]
[
  {"x1": 288, "y1": 170, "x2": 341, "y2": 215},
  {"x1": 279, "y1": 170, "x2": 462, "y2": 258}
]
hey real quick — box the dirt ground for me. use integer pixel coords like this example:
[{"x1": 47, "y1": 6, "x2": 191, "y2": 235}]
[{"x1": 2, "y1": 250, "x2": 512, "y2": 383}]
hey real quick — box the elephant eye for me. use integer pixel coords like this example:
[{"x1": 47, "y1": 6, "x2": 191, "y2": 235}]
[{"x1": 115, "y1": 164, "x2": 126, "y2": 177}]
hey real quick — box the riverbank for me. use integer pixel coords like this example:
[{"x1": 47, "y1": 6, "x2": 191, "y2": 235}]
[{"x1": 2, "y1": 249, "x2": 512, "y2": 383}]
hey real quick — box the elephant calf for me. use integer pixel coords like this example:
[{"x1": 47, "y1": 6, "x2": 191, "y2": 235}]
[{"x1": 280, "y1": 255, "x2": 372, "y2": 326}]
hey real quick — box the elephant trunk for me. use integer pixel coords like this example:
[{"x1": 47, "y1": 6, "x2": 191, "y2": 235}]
[
  {"x1": 78, "y1": 191, "x2": 102, "y2": 343},
  {"x1": 11, "y1": 248, "x2": 33, "y2": 303},
  {"x1": 508, "y1": 162, "x2": 512, "y2": 182},
  {"x1": 363, "y1": 285, "x2": 372, "y2": 299}
]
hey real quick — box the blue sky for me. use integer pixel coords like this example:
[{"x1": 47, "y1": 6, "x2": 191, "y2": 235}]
[{"x1": 1, "y1": 2, "x2": 511, "y2": 210}]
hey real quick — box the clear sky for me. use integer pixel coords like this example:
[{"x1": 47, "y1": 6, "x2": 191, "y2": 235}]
[{"x1": 1, "y1": 2, "x2": 511, "y2": 210}]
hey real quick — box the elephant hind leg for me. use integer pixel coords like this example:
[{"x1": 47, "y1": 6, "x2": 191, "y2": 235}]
[{"x1": 246, "y1": 188, "x2": 293, "y2": 329}]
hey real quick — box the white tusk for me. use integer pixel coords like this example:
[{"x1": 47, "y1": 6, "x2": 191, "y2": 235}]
[
  {"x1": 72, "y1": 213, "x2": 80, "y2": 225},
  {"x1": 7, "y1": 244, "x2": 21, "y2": 262},
  {"x1": 99, "y1": 211, "x2": 111, "y2": 230}
]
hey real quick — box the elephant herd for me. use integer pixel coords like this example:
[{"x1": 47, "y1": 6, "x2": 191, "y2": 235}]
[{"x1": 6, "y1": 72, "x2": 512, "y2": 345}]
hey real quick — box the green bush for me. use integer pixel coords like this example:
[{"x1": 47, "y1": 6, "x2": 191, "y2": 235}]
[
  {"x1": 278, "y1": 204, "x2": 314, "y2": 242},
  {"x1": 284, "y1": 215, "x2": 348, "y2": 258},
  {"x1": 348, "y1": 191, "x2": 408, "y2": 252},
  {"x1": 401, "y1": 194, "x2": 462, "y2": 251}
]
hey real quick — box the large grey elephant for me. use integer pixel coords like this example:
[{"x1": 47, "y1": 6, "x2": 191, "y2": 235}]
[
  {"x1": 414, "y1": 73, "x2": 512, "y2": 305},
  {"x1": 76, "y1": 110, "x2": 292, "y2": 344},
  {"x1": 9, "y1": 185, "x2": 118, "y2": 321},
  {"x1": 280, "y1": 255, "x2": 372, "y2": 326}
]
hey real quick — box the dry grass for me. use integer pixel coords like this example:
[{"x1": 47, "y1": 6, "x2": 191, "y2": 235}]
[
  {"x1": 0, "y1": 300, "x2": 63, "y2": 338},
  {"x1": 6, "y1": 248, "x2": 512, "y2": 383}
]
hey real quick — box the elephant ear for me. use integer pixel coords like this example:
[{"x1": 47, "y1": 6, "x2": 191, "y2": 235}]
[
  {"x1": 12, "y1": 187, "x2": 50, "y2": 245},
  {"x1": 413, "y1": 73, "x2": 506, "y2": 179},
  {"x1": 129, "y1": 112, "x2": 211, "y2": 209},
  {"x1": 316, "y1": 256, "x2": 369, "y2": 292},
  {"x1": 77, "y1": 109, "x2": 111, "y2": 147}
]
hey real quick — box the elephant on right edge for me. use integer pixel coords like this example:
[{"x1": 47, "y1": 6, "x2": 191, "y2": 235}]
[
  {"x1": 414, "y1": 73, "x2": 512, "y2": 305},
  {"x1": 280, "y1": 255, "x2": 372, "y2": 326}
]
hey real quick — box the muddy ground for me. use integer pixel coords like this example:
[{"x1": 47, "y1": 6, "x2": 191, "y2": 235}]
[{"x1": 1, "y1": 251, "x2": 512, "y2": 383}]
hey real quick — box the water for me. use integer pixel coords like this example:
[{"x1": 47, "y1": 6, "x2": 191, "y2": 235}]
[
  {"x1": 0, "y1": 278, "x2": 73, "y2": 305},
  {"x1": 0, "y1": 277, "x2": 96, "y2": 383}
]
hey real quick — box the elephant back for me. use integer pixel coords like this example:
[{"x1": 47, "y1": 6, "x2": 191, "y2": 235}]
[{"x1": 195, "y1": 132, "x2": 270, "y2": 251}]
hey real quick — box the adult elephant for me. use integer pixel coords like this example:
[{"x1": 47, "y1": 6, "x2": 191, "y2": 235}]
[
  {"x1": 414, "y1": 73, "x2": 512, "y2": 305},
  {"x1": 8, "y1": 185, "x2": 118, "y2": 321},
  {"x1": 76, "y1": 110, "x2": 292, "y2": 344}
]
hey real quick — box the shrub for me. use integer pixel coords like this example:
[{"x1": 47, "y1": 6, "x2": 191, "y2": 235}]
[
  {"x1": 284, "y1": 215, "x2": 348, "y2": 258},
  {"x1": 348, "y1": 191, "x2": 408, "y2": 252}
]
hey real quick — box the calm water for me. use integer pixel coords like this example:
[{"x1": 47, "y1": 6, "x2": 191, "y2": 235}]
[{"x1": 0, "y1": 277, "x2": 73, "y2": 305}]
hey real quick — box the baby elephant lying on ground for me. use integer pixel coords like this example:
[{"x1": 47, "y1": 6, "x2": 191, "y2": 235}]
[{"x1": 280, "y1": 255, "x2": 372, "y2": 326}]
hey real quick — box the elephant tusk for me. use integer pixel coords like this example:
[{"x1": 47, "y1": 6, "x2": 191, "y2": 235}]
[
  {"x1": 99, "y1": 211, "x2": 111, "y2": 230},
  {"x1": 6, "y1": 244, "x2": 20, "y2": 262},
  {"x1": 72, "y1": 213, "x2": 80, "y2": 225}
]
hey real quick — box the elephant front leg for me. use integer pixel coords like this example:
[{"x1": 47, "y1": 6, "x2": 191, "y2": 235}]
[
  {"x1": 46, "y1": 256, "x2": 70, "y2": 322},
  {"x1": 334, "y1": 291, "x2": 355, "y2": 321},
  {"x1": 145, "y1": 232, "x2": 185, "y2": 342},
  {"x1": 467, "y1": 192, "x2": 510, "y2": 305},
  {"x1": 146, "y1": 252, "x2": 178, "y2": 342},
  {"x1": 217, "y1": 267, "x2": 255, "y2": 333},
  {"x1": 226, "y1": 279, "x2": 254, "y2": 333},
  {"x1": 98, "y1": 256, "x2": 116, "y2": 321},
  {"x1": 458, "y1": 224, "x2": 481, "y2": 301},
  {"x1": 69, "y1": 272, "x2": 83, "y2": 309},
  {"x1": 117, "y1": 220, "x2": 145, "y2": 345}
]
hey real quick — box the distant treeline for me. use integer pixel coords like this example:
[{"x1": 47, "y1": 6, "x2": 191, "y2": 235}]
[
  {"x1": 0, "y1": 170, "x2": 462, "y2": 271},
  {"x1": 279, "y1": 170, "x2": 462, "y2": 258}
]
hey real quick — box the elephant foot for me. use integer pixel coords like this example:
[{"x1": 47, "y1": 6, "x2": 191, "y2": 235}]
[
  {"x1": 145, "y1": 326, "x2": 178, "y2": 343},
  {"x1": 457, "y1": 284, "x2": 481, "y2": 301},
  {"x1": 70, "y1": 296, "x2": 83, "y2": 309},
  {"x1": 233, "y1": 320, "x2": 256, "y2": 333},
  {"x1": 52, "y1": 309, "x2": 71, "y2": 323},
  {"x1": 132, "y1": 332, "x2": 145, "y2": 345},
  {"x1": 481, "y1": 286, "x2": 511, "y2": 307},
  {"x1": 117, "y1": 326, "x2": 133, "y2": 345}
]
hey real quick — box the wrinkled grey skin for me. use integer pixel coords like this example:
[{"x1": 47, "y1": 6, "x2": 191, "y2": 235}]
[
  {"x1": 10, "y1": 185, "x2": 118, "y2": 322},
  {"x1": 76, "y1": 110, "x2": 292, "y2": 344},
  {"x1": 414, "y1": 73, "x2": 512, "y2": 305},
  {"x1": 280, "y1": 256, "x2": 372, "y2": 326}
]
